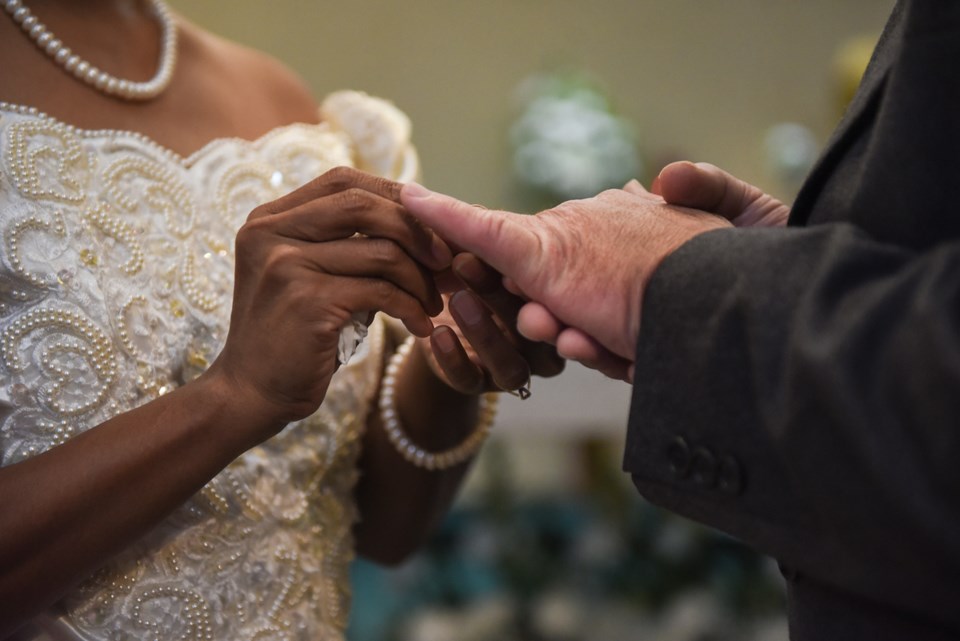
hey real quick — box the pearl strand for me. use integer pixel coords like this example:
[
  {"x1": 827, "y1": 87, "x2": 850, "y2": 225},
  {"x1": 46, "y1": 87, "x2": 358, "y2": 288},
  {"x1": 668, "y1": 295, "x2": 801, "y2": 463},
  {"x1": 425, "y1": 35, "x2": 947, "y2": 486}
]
[
  {"x1": 379, "y1": 336, "x2": 498, "y2": 471},
  {"x1": 2, "y1": 0, "x2": 178, "y2": 101}
]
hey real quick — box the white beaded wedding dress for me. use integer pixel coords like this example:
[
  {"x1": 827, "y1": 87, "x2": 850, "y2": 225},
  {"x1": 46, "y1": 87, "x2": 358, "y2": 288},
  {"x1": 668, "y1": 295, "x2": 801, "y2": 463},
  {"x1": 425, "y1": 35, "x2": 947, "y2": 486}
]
[{"x1": 0, "y1": 90, "x2": 416, "y2": 641}]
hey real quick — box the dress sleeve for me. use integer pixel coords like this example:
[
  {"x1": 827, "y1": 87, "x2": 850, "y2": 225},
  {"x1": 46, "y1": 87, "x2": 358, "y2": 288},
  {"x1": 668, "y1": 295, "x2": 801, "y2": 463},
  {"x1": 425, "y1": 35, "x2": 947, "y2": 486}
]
[
  {"x1": 320, "y1": 91, "x2": 420, "y2": 183},
  {"x1": 623, "y1": 222, "x2": 960, "y2": 628}
]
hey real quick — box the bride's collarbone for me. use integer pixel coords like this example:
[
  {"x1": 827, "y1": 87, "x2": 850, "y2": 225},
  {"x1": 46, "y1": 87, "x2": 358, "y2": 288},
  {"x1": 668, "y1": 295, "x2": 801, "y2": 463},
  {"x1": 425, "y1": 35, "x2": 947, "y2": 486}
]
[{"x1": 0, "y1": 14, "x2": 300, "y2": 157}]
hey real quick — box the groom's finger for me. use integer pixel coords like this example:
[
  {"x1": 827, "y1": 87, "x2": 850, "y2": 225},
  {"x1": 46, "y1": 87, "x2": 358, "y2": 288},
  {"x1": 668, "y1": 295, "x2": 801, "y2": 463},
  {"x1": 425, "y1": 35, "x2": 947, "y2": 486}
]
[
  {"x1": 657, "y1": 161, "x2": 760, "y2": 222},
  {"x1": 401, "y1": 183, "x2": 540, "y2": 286},
  {"x1": 556, "y1": 328, "x2": 633, "y2": 383}
]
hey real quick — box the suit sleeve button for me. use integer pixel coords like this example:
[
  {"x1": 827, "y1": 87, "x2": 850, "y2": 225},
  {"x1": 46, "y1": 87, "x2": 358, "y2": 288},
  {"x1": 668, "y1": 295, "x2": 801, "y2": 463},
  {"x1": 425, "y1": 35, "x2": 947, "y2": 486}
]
[
  {"x1": 690, "y1": 447, "x2": 718, "y2": 488},
  {"x1": 666, "y1": 436, "x2": 691, "y2": 478},
  {"x1": 718, "y1": 454, "x2": 745, "y2": 496}
]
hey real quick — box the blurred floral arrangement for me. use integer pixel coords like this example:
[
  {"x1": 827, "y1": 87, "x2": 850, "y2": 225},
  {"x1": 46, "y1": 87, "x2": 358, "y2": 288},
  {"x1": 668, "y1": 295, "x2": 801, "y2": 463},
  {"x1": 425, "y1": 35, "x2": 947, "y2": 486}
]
[
  {"x1": 509, "y1": 71, "x2": 643, "y2": 208},
  {"x1": 350, "y1": 440, "x2": 786, "y2": 641}
]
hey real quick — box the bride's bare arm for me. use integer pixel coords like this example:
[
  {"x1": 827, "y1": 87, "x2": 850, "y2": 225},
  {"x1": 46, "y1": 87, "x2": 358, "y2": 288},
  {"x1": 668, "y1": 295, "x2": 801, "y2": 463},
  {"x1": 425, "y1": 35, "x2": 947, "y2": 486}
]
[
  {"x1": 0, "y1": 372, "x2": 281, "y2": 636},
  {"x1": 354, "y1": 333, "x2": 484, "y2": 565}
]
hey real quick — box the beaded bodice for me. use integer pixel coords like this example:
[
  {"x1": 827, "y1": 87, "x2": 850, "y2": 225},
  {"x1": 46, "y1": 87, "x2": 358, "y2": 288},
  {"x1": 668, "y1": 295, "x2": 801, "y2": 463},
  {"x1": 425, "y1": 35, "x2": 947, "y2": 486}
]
[{"x1": 0, "y1": 91, "x2": 416, "y2": 640}]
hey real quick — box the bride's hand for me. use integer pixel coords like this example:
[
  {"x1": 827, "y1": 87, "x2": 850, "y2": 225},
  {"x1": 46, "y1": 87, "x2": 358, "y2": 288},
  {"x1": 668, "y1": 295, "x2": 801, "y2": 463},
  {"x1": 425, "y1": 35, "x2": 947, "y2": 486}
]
[
  {"x1": 208, "y1": 167, "x2": 450, "y2": 436},
  {"x1": 422, "y1": 253, "x2": 566, "y2": 395}
]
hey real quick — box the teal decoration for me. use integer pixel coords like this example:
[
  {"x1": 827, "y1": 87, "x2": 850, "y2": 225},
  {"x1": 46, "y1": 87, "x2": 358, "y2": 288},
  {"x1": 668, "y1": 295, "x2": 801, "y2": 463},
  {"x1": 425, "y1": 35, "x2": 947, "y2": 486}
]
[{"x1": 348, "y1": 440, "x2": 787, "y2": 641}]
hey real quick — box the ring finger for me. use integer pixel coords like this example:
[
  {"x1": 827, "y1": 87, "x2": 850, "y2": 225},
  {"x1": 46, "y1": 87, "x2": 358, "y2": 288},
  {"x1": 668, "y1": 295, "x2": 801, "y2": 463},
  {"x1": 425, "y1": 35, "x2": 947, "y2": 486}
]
[
  {"x1": 453, "y1": 254, "x2": 565, "y2": 377},
  {"x1": 300, "y1": 237, "x2": 443, "y2": 316},
  {"x1": 448, "y1": 290, "x2": 530, "y2": 391}
]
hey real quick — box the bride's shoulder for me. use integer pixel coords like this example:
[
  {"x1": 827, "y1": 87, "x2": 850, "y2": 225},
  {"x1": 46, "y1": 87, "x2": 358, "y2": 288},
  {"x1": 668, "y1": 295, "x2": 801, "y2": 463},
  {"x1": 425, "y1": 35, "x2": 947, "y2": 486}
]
[{"x1": 176, "y1": 17, "x2": 319, "y2": 125}]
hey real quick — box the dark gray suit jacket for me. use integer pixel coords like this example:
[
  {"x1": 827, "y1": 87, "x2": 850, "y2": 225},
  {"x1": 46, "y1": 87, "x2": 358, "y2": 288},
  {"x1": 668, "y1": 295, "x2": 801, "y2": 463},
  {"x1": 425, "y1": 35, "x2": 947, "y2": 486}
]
[{"x1": 624, "y1": 2, "x2": 960, "y2": 639}]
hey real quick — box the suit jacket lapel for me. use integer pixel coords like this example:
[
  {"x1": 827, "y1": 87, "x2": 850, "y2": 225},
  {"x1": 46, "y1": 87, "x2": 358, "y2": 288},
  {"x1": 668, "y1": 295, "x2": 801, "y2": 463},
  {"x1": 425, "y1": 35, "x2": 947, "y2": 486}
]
[{"x1": 789, "y1": 1, "x2": 905, "y2": 226}]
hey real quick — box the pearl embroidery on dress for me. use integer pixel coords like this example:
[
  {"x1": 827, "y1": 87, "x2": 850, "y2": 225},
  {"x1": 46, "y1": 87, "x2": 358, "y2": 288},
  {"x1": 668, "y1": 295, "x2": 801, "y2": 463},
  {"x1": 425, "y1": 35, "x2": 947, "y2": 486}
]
[{"x1": 0, "y1": 91, "x2": 416, "y2": 640}]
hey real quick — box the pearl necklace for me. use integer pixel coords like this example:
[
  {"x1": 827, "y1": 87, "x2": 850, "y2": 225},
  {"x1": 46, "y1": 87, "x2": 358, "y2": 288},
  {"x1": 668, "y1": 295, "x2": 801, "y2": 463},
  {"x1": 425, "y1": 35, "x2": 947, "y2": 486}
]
[{"x1": 3, "y1": 0, "x2": 178, "y2": 101}]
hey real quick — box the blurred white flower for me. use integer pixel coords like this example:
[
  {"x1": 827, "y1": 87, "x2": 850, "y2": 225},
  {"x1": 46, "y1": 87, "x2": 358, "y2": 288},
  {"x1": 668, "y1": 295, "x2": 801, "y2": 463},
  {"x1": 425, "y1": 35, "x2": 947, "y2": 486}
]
[
  {"x1": 404, "y1": 598, "x2": 515, "y2": 641},
  {"x1": 656, "y1": 589, "x2": 734, "y2": 641},
  {"x1": 532, "y1": 589, "x2": 585, "y2": 639},
  {"x1": 511, "y1": 74, "x2": 641, "y2": 201},
  {"x1": 653, "y1": 517, "x2": 698, "y2": 561},
  {"x1": 460, "y1": 522, "x2": 500, "y2": 562},
  {"x1": 570, "y1": 521, "x2": 623, "y2": 565}
]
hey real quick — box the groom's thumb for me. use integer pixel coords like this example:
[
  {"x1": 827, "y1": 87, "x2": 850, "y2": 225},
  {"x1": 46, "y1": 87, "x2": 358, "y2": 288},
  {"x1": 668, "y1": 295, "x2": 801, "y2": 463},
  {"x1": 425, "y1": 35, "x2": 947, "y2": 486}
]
[{"x1": 401, "y1": 183, "x2": 536, "y2": 279}]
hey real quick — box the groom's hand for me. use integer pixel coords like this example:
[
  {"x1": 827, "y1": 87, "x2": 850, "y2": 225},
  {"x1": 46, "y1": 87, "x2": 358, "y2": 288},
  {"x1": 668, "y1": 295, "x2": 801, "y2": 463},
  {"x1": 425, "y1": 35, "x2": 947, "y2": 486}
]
[
  {"x1": 400, "y1": 183, "x2": 732, "y2": 380},
  {"x1": 651, "y1": 161, "x2": 790, "y2": 228}
]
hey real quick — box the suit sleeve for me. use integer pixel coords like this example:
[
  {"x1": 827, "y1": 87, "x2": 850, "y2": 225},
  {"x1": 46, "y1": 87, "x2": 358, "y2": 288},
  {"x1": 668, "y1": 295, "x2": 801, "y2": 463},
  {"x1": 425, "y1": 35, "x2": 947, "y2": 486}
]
[{"x1": 624, "y1": 222, "x2": 960, "y2": 626}]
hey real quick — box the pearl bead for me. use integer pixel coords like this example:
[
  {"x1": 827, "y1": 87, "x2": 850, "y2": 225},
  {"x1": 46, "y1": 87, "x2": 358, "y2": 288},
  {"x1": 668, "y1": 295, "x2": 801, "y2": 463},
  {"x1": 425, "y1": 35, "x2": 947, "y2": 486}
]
[
  {"x1": 2, "y1": 0, "x2": 177, "y2": 101},
  {"x1": 378, "y1": 336, "x2": 497, "y2": 470}
]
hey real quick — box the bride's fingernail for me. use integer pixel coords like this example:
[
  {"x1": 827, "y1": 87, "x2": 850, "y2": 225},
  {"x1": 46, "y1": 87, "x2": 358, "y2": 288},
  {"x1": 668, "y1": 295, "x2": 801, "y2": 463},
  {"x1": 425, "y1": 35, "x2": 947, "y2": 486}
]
[
  {"x1": 451, "y1": 291, "x2": 484, "y2": 326},
  {"x1": 404, "y1": 182, "x2": 434, "y2": 200},
  {"x1": 432, "y1": 327, "x2": 457, "y2": 354}
]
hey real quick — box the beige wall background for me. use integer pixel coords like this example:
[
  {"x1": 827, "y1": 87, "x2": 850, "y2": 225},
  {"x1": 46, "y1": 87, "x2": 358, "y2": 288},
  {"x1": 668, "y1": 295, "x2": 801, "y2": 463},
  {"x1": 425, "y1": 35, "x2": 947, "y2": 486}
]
[{"x1": 171, "y1": 1, "x2": 894, "y2": 207}]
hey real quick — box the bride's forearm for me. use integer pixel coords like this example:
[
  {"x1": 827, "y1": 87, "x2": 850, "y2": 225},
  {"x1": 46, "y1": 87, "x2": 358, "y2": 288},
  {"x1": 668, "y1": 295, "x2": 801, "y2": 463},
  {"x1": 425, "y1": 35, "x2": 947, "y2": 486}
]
[
  {"x1": 0, "y1": 371, "x2": 282, "y2": 637},
  {"x1": 354, "y1": 339, "x2": 483, "y2": 565}
]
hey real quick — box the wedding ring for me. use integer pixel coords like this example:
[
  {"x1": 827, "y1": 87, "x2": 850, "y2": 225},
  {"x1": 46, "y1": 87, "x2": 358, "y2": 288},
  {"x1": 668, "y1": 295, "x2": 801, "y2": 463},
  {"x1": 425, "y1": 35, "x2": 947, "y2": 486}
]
[{"x1": 507, "y1": 378, "x2": 532, "y2": 400}]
